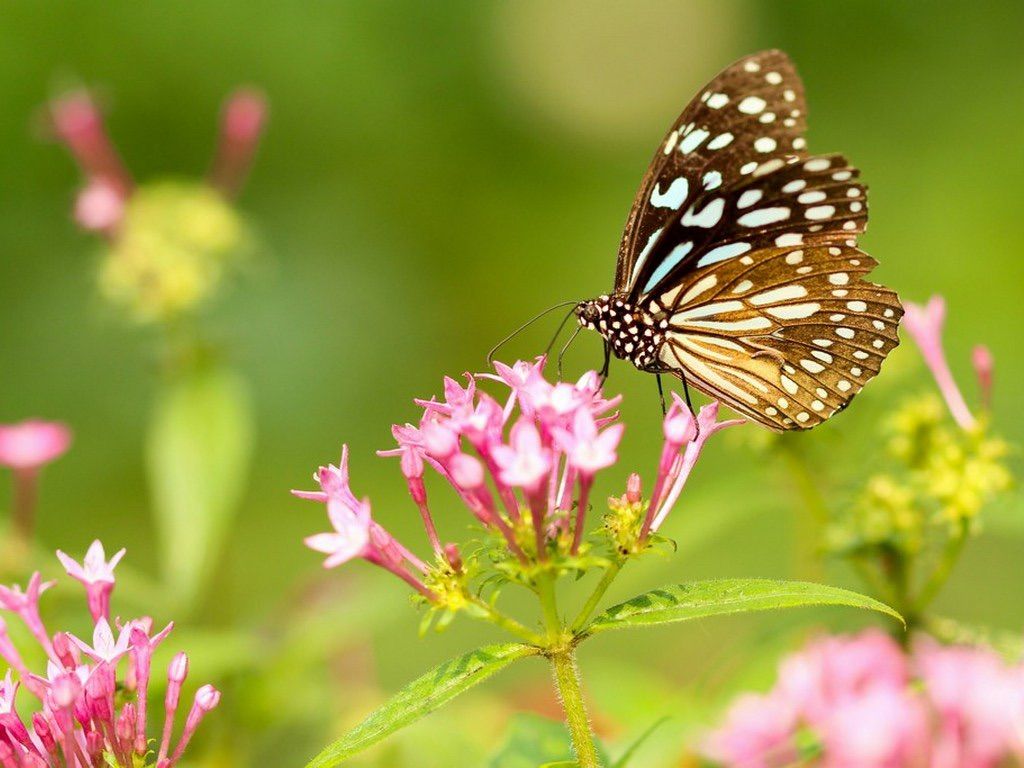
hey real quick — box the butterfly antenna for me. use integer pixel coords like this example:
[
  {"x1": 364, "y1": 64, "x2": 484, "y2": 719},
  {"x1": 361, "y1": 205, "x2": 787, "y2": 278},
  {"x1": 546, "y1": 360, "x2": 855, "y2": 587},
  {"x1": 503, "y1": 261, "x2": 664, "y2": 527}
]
[
  {"x1": 556, "y1": 326, "x2": 582, "y2": 379},
  {"x1": 487, "y1": 300, "x2": 580, "y2": 366}
]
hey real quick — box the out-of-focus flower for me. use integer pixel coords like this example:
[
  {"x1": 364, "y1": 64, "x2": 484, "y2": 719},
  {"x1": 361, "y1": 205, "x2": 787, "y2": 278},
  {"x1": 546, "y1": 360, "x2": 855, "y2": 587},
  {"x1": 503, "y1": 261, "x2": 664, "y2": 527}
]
[
  {"x1": 971, "y1": 345, "x2": 993, "y2": 412},
  {"x1": 902, "y1": 296, "x2": 975, "y2": 430},
  {"x1": 56, "y1": 540, "x2": 125, "y2": 622},
  {"x1": 49, "y1": 87, "x2": 264, "y2": 324},
  {"x1": 702, "y1": 630, "x2": 1024, "y2": 767},
  {"x1": 0, "y1": 545, "x2": 219, "y2": 767},
  {"x1": 0, "y1": 420, "x2": 72, "y2": 472},
  {"x1": 701, "y1": 692, "x2": 799, "y2": 768}
]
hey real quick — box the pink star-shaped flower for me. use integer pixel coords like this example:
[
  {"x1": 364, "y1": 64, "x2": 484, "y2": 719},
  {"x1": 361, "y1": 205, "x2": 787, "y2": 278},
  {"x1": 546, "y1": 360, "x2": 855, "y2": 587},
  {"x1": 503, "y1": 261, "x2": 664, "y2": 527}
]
[
  {"x1": 491, "y1": 419, "x2": 552, "y2": 494},
  {"x1": 555, "y1": 408, "x2": 624, "y2": 476},
  {"x1": 56, "y1": 540, "x2": 125, "y2": 622},
  {"x1": 304, "y1": 496, "x2": 374, "y2": 569},
  {"x1": 69, "y1": 617, "x2": 132, "y2": 665}
]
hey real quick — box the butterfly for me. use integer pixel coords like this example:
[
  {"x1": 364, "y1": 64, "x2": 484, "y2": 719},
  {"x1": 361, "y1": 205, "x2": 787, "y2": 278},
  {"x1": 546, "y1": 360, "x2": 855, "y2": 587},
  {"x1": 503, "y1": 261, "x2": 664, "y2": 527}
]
[{"x1": 574, "y1": 49, "x2": 903, "y2": 431}]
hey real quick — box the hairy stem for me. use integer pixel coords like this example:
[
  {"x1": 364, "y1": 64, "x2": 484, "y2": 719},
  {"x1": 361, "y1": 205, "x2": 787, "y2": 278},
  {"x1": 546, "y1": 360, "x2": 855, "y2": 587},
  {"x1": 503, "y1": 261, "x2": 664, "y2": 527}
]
[
  {"x1": 571, "y1": 560, "x2": 622, "y2": 633},
  {"x1": 551, "y1": 649, "x2": 600, "y2": 767}
]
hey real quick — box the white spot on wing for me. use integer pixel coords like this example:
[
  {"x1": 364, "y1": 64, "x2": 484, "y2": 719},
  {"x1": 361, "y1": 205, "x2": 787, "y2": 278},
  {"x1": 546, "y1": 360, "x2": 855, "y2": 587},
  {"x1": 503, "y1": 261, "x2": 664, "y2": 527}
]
[
  {"x1": 682, "y1": 198, "x2": 725, "y2": 229},
  {"x1": 679, "y1": 129, "x2": 710, "y2": 153},
  {"x1": 766, "y1": 303, "x2": 820, "y2": 320},
  {"x1": 697, "y1": 242, "x2": 752, "y2": 267},
  {"x1": 707, "y1": 132, "x2": 734, "y2": 150},
  {"x1": 749, "y1": 285, "x2": 808, "y2": 305},
  {"x1": 738, "y1": 207, "x2": 790, "y2": 227},
  {"x1": 650, "y1": 177, "x2": 690, "y2": 210},
  {"x1": 738, "y1": 96, "x2": 767, "y2": 114},
  {"x1": 737, "y1": 189, "x2": 763, "y2": 209}
]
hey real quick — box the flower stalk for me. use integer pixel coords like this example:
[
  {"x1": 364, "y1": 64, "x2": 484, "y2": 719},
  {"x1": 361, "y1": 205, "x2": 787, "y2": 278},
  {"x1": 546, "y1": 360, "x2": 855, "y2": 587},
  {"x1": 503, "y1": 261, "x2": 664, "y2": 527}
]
[{"x1": 550, "y1": 649, "x2": 600, "y2": 768}]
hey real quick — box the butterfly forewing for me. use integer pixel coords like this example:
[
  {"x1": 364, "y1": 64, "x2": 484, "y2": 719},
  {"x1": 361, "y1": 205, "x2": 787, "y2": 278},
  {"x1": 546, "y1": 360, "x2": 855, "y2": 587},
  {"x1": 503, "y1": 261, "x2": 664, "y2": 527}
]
[
  {"x1": 616, "y1": 50, "x2": 809, "y2": 294},
  {"x1": 598, "y1": 49, "x2": 902, "y2": 431}
]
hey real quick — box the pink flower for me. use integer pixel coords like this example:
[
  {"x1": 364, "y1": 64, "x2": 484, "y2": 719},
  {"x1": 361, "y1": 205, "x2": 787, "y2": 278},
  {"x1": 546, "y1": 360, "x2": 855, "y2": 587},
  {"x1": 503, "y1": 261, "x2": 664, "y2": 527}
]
[
  {"x1": 0, "y1": 420, "x2": 72, "y2": 471},
  {"x1": 644, "y1": 400, "x2": 743, "y2": 535},
  {"x1": 556, "y1": 408, "x2": 624, "y2": 477},
  {"x1": 74, "y1": 177, "x2": 126, "y2": 233},
  {"x1": 702, "y1": 692, "x2": 799, "y2": 768},
  {"x1": 0, "y1": 547, "x2": 219, "y2": 767},
  {"x1": 69, "y1": 617, "x2": 132, "y2": 665},
  {"x1": 0, "y1": 671, "x2": 16, "y2": 713},
  {"x1": 972, "y1": 345, "x2": 994, "y2": 411},
  {"x1": 56, "y1": 540, "x2": 126, "y2": 623},
  {"x1": 916, "y1": 637, "x2": 1024, "y2": 767},
  {"x1": 902, "y1": 296, "x2": 976, "y2": 430},
  {"x1": 491, "y1": 419, "x2": 552, "y2": 494},
  {"x1": 294, "y1": 446, "x2": 433, "y2": 597},
  {"x1": 210, "y1": 89, "x2": 267, "y2": 197},
  {"x1": 0, "y1": 573, "x2": 56, "y2": 656},
  {"x1": 818, "y1": 685, "x2": 929, "y2": 768},
  {"x1": 775, "y1": 629, "x2": 908, "y2": 728},
  {"x1": 303, "y1": 497, "x2": 375, "y2": 569}
]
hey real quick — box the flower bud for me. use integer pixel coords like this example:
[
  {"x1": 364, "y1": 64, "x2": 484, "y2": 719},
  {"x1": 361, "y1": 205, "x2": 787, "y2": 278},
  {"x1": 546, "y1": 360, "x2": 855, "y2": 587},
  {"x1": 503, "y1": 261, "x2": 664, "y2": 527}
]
[
  {"x1": 443, "y1": 543, "x2": 463, "y2": 573},
  {"x1": 626, "y1": 473, "x2": 642, "y2": 504}
]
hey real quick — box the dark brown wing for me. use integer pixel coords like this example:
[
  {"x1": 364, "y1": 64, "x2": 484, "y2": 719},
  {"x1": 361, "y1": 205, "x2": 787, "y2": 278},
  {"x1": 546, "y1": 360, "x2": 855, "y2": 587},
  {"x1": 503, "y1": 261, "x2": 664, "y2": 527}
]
[{"x1": 615, "y1": 50, "x2": 809, "y2": 294}]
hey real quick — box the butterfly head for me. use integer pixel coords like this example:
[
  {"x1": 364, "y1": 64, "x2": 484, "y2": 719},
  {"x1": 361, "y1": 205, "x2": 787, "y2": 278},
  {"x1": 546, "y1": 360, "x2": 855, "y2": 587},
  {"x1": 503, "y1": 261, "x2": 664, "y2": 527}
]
[{"x1": 576, "y1": 294, "x2": 664, "y2": 370}]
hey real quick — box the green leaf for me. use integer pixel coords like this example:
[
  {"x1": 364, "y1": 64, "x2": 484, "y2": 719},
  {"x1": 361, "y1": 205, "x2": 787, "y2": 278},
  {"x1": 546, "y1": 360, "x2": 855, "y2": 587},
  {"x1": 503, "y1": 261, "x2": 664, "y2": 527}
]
[
  {"x1": 147, "y1": 362, "x2": 254, "y2": 611},
  {"x1": 585, "y1": 579, "x2": 902, "y2": 635},
  {"x1": 306, "y1": 643, "x2": 538, "y2": 768}
]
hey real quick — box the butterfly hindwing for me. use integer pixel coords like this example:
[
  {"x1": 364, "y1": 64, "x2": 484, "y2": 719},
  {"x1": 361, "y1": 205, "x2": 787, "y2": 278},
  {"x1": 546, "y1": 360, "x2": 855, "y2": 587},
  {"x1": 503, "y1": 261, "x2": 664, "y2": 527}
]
[
  {"x1": 616, "y1": 49, "x2": 809, "y2": 294},
  {"x1": 652, "y1": 243, "x2": 902, "y2": 430}
]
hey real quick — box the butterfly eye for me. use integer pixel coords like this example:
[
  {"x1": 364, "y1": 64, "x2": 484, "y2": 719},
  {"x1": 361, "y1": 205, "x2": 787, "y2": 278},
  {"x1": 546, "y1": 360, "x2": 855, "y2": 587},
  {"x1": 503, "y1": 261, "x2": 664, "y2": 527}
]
[{"x1": 577, "y1": 302, "x2": 601, "y2": 325}]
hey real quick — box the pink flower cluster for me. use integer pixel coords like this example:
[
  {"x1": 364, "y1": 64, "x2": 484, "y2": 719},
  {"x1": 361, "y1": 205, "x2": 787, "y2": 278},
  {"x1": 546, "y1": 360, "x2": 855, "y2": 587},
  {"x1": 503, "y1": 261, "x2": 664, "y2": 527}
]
[
  {"x1": 294, "y1": 359, "x2": 741, "y2": 594},
  {"x1": 48, "y1": 87, "x2": 266, "y2": 235},
  {"x1": 703, "y1": 629, "x2": 1024, "y2": 768},
  {"x1": 0, "y1": 542, "x2": 220, "y2": 768}
]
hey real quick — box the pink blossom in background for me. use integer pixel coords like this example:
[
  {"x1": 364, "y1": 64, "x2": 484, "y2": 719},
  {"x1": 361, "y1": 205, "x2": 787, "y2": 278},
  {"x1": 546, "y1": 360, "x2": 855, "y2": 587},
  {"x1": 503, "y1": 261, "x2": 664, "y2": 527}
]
[
  {"x1": 299, "y1": 359, "x2": 740, "y2": 594},
  {"x1": 971, "y1": 345, "x2": 994, "y2": 411},
  {"x1": 0, "y1": 546, "x2": 219, "y2": 768},
  {"x1": 902, "y1": 296, "x2": 977, "y2": 430},
  {"x1": 0, "y1": 420, "x2": 72, "y2": 471},
  {"x1": 703, "y1": 629, "x2": 1024, "y2": 767},
  {"x1": 210, "y1": 88, "x2": 268, "y2": 197}
]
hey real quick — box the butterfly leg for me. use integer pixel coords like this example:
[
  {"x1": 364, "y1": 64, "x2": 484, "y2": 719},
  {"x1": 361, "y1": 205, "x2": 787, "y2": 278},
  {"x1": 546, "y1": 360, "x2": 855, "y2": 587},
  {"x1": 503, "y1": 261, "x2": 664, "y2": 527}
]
[
  {"x1": 656, "y1": 374, "x2": 667, "y2": 415},
  {"x1": 598, "y1": 341, "x2": 611, "y2": 384},
  {"x1": 677, "y1": 369, "x2": 701, "y2": 439}
]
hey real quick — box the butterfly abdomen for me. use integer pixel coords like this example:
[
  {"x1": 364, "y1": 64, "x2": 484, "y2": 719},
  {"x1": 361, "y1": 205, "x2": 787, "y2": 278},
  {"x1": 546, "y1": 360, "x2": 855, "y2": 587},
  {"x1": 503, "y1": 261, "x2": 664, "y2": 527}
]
[{"x1": 576, "y1": 294, "x2": 666, "y2": 371}]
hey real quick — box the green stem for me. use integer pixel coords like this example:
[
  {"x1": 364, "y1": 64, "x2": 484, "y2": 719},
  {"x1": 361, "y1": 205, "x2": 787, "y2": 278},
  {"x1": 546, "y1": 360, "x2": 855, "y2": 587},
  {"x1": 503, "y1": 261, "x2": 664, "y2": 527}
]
[
  {"x1": 551, "y1": 650, "x2": 601, "y2": 768},
  {"x1": 779, "y1": 440, "x2": 828, "y2": 579},
  {"x1": 537, "y1": 573, "x2": 562, "y2": 641},
  {"x1": 914, "y1": 520, "x2": 969, "y2": 615},
  {"x1": 571, "y1": 560, "x2": 622, "y2": 633},
  {"x1": 472, "y1": 597, "x2": 546, "y2": 645}
]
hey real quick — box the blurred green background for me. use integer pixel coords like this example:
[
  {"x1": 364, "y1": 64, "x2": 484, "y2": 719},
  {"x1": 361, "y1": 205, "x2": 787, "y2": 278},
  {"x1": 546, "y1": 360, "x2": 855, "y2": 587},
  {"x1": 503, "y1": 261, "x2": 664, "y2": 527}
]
[{"x1": 1, "y1": 1, "x2": 1022, "y2": 765}]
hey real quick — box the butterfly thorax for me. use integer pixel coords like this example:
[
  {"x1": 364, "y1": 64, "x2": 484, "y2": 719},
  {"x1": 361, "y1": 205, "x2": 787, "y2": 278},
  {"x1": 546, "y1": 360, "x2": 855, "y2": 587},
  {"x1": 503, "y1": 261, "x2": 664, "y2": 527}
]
[{"x1": 575, "y1": 294, "x2": 667, "y2": 371}]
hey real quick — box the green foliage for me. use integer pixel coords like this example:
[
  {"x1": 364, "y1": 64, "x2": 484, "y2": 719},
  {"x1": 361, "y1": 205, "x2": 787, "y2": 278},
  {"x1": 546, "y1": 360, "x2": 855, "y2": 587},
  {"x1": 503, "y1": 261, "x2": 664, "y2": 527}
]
[
  {"x1": 611, "y1": 716, "x2": 670, "y2": 768},
  {"x1": 304, "y1": 643, "x2": 538, "y2": 768},
  {"x1": 584, "y1": 579, "x2": 902, "y2": 635},
  {"x1": 488, "y1": 713, "x2": 611, "y2": 768},
  {"x1": 147, "y1": 361, "x2": 254, "y2": 612}
]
